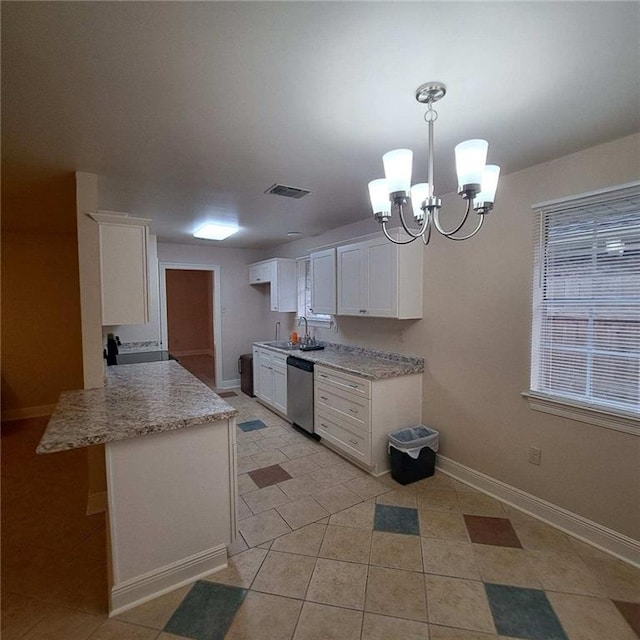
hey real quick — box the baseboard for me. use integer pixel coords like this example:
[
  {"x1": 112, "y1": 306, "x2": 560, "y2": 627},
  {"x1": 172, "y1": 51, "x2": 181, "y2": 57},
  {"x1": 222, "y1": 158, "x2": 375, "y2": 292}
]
[
  {"x1": 86, "y1": 491, "x2": 107, "y2": 515},
  {"x1": 436, "y1": 455, "x2": 640, "y2": 568},
  {"x1": 171, "y1": 349, "x2": 213, "y2": 357},
  {"x1": 109, "y1": 544, "x2": 228, "y2": 617},
  {"x1": 219, "y1": 378, "x2": 240, "y2": 390},
  {"x1": 1, "y1": 404, "x2": 56, "y2": 422}
]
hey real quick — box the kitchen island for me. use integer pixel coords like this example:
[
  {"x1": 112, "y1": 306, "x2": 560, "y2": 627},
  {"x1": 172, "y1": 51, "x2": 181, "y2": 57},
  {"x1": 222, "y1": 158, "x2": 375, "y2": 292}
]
[{"x1": 37, "y1": 360, "x2": 238, "y2": 616}]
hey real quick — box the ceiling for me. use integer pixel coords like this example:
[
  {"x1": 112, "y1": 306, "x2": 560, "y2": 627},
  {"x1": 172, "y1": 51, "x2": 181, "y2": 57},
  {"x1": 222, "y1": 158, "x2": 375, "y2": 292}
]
[{"x1": 2, "y1": 2, "x2": 639, "y2": 249}]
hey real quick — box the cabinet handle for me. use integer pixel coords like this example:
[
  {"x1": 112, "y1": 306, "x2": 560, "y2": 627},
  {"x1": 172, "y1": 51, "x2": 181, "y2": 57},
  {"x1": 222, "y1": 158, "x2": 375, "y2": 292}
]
[
  {"x1": 320, "y1": 423, "x2": 329, "y2": 430},
  {"x1": 359, "y1": 309, "x2": 367, "y2": 313},
  {"x1": 348, "y1": 383, "x2": 358, "y2": 389},
  {"x1": 349, "y1": 408, "x2": 358, "y2": 414},
  {"x1": 310, "y1": 308, "x2": 314, "y2": 312},
  {"x1": 349, "y1": 439, "x2": 359, "y2": 445},
  {"x1": 319, "y1": 374, "x2": 328, "y2": 379},
  {"x1": 320, "y1": 396, "x2": 328, "y2": 401}
]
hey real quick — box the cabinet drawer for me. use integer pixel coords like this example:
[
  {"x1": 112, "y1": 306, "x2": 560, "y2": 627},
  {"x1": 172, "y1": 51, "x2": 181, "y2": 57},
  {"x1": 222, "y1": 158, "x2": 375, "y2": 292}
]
[
  {"x1": 271, "y1": 353, "x2": 288, "y2": 369},
  {"x1": 315, "y1": 411, "x2": 370, "y2": 465},
  {"x1": 315, "y1": 382, "x2": 370, "y2": 432},
  {"x1": 314, "y1": 365, "x2": 371, "y2": 399}
]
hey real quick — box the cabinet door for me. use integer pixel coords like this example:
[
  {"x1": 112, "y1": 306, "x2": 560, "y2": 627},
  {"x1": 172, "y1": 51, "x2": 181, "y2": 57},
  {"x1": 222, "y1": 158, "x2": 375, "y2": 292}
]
[
  {"x1": 271, "y1": 260, "x2": 297, "y2": 312},
  {"x1": 249, "y1": 262, "x2": 272, "y2": 284},
  {"x1": 337, "y1": 244, "x2": 365, "y2": 316},
  {"x1": 252, "y1": 347, "x2": 261, "y2": 398},
  {"x1": 364, "y1": 238, "x2": 397, "y2": 317},
  {"x1": 257, "y1": 352, "x2": 273, "y2": 403},
  {"x1": 99, "y1": 222, "x2": 149, "y2": 325},
  {"x1": 310, "y1": 248, "x2": 336, "y2": 315},
  {"x1": 271, "y1": 364, "x2": 287, "y2": 415}
]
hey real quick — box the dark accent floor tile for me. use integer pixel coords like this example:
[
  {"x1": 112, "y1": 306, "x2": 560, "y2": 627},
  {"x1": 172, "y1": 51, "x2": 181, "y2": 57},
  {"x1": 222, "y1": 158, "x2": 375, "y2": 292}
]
[
  {"x1": 238, "y1": 419, "x2": 267, "y2": 432},
  {"x1": 164, "y1": 580, "x2": 246, "y2": 640},
  {"x1": 373, "y1": 504, "x2": 419, "y2": 536},
  {"x1": 464, "y1": 514, "x2": 522, "y2": 548},
  {"x1": 613, "y1": 600, "x2": 640, "y2": 637},
  {"x1": 485, "y1": 583, "x2": 568, "y2": 640},
  {"x1": 218, "y1": 391, "x2": 238, "y2": 398},
  {"x1": 248, "y1": 464, "x2": 293, "y2": 488}
]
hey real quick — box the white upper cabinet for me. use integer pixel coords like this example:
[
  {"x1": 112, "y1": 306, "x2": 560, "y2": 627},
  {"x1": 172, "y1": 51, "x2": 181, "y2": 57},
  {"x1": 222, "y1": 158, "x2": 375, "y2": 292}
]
[
  {"x1": 337, "y1": 235, "x2": 423, "y2": 319},
  {"x1": 249, "y1": 262, "x2": 273, "y2": 284},
  {"x1": 249, "y1": 258, "x2": 297, "y2": 312},
  {"x1": 310, "y1": 248, "x2": 336, "y2": 315},
  {"x1": 90, "y1": 212, "x2": 150, "y2": 326}
]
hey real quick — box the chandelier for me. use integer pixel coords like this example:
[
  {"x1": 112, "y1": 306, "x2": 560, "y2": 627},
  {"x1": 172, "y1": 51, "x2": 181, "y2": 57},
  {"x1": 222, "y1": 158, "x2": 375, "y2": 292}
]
[{"x1": 368, "y1": 82, "x2": 500, "y2": 245}]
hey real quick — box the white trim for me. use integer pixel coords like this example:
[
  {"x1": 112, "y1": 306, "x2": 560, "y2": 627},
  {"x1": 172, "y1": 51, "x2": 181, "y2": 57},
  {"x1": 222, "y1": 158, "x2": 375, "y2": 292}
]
[
  {"x1": 109, "y1": 544, "x2": 228, "y2": 617},
  {"x1": 158, "y1": 262, "x2": 223, "y2": 390},
  {"x1": 86, "y1": 491, "x2": 107, "y2": 515},
  {"x1": 532, "y1": 180, "x2": 640, "y2": 212},
  {"x1": 218, "y1": 377, "x2": 240, "y2": 390},
  {"x1": 1, "y1": 404, "x2": 56, "y2": 422},
  {"x1": 436, "y1": 455, "x2": 640, "y2": 568},
  {"x1": 523, "y1": 391, "x2": 639, "y2": 437}
]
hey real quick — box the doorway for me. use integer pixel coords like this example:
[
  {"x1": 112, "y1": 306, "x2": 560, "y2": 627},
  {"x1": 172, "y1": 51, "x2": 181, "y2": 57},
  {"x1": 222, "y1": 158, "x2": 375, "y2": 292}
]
[{"x1": 159, "y1": 262, "x2": 223, "y2": 390}]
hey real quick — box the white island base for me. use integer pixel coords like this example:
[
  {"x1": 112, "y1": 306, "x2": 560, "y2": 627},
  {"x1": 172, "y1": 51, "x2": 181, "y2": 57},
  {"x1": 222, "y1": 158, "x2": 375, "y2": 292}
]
[{"x1": 106, "y1": 417, "x2": 237, "y2": 616}]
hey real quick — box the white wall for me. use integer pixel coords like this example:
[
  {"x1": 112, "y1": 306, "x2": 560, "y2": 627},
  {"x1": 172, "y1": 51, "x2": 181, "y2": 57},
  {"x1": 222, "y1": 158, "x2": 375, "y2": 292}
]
[
  {"x1": 156, "y1": 242, "x2": 267, "y2": 386},
  {"x1": 266, "y1": 134, "x2": 640, "y2": 540}
]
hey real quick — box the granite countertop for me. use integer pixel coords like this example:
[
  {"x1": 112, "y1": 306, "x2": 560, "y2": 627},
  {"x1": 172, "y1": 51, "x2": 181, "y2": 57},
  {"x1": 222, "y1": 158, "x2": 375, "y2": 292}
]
[
  {"x1": 255, "y1": 341, "x2": 424, "y2": 380},
  {"x1": 37, "y1": 360, "x2": 238, "y2": 454}
]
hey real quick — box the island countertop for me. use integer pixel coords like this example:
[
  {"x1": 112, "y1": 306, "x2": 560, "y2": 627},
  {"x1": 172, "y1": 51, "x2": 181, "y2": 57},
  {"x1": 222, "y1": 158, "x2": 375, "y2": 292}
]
[
  {"x1": 254, "y1": 341, "x2": 424, "y2": 380},
  {"x1": 37, "y1": 360, "x2": 238, "y2": 454}
]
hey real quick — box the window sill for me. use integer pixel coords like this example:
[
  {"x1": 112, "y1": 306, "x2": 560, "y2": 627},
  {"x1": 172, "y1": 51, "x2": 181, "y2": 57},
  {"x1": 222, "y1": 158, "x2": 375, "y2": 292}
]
[{"x1": 522, "y1": 391, "x2": 639, "y2": 436}]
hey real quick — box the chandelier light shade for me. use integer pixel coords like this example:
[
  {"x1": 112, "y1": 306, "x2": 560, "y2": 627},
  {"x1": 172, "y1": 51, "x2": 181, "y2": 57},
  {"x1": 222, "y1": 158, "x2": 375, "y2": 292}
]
[
  {"x1": 382, "y1": 149, "x2": 413, "y2": 197},
  {"x1": 475, "y1": 164, "x2": 501, "y2": 210},
  {"x1": 454, "y1": 139, "x2": 488, "y2": 196},
  {"x1": 368, "y1": 82, "x2": 500, "y2": 245},
  {"x1": 367, "y1": 179, "x2": 391, "y2": 220}
]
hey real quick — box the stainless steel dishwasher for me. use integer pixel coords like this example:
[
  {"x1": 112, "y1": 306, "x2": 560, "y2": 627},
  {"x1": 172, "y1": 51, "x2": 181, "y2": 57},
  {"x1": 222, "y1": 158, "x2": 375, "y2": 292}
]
[{"x1": 286, "y1": 356, "x2": 314, "y2": 434}]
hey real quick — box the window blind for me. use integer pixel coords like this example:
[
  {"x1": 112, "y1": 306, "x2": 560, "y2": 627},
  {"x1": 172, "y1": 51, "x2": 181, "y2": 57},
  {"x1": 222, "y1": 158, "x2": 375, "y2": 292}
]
[{"x1": 531, "y1": 182, "x2": 640, "y2": 417}]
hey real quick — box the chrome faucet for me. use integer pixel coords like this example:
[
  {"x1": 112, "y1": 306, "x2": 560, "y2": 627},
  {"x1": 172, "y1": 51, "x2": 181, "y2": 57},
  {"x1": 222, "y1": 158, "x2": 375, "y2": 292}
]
[
  {"x1": 298, "y1": 316, "x2": 310, "y2": 344},
  {"x1": 275, "y1": 320, "x2": 281, "y2": 342}
]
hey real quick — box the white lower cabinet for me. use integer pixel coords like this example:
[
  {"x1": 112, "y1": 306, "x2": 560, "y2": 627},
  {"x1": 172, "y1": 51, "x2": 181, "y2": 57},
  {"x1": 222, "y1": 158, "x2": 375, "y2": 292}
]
[
  {"x1": 314, "y1": 364, "x2": 422, "y2": 475},
  {"x1": 253, "y1": 346, "x2": 288, "y2": 416}
]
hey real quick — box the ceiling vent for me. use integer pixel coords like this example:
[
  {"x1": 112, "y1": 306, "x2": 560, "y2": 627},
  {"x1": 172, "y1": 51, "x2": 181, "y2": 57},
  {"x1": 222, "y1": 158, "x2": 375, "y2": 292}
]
[{"x1": 265, "y1": 183, "x2": 311, "y2": 199}]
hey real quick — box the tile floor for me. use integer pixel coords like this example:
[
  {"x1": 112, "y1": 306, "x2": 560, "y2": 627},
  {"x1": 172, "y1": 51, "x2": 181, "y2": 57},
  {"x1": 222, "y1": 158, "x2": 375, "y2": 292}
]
[{"x1": 2, "y1": 387, "x2": 640, "y2": 640}]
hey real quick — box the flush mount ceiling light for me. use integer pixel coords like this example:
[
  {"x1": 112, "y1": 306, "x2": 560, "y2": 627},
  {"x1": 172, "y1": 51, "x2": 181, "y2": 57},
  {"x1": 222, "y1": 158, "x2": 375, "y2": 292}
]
[
  {"x1": 193, "y1": 222, "x2": 239, "y2": 240},
  {"x1": 368, "y1": 82, "x2": 500, "y2": 245}
]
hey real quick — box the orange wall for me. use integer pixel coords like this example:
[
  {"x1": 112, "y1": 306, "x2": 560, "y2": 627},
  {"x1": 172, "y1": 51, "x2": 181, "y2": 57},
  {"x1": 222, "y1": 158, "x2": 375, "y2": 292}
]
[
  {"x1": 1, "y1": 173, "x2": 84, "y2": 414},
  {"x1": 166, "y1": 269, "x2": 213, "y2": 355}
]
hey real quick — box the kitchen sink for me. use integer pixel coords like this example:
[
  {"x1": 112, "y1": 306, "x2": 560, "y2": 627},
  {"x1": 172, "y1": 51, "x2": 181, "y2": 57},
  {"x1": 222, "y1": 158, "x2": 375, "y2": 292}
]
[{"x1": 263, "y1": 341, "x2": 300, "y2": 350}]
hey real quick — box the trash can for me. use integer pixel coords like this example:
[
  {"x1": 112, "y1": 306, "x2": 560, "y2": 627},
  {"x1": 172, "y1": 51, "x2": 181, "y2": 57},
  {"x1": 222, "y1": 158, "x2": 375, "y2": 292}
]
[
  {"x1": 388, "y1": 425, "x2": 439, "y2": 485},
  {"x1": 238, "y1": 354, "x2": 254, "y2": 397}
]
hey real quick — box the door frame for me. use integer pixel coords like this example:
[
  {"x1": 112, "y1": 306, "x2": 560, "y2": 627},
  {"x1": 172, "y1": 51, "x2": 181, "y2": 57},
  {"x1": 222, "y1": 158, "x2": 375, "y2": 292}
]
[{"x1": 158, "y1": 262, "x2": 223, "y2": 388}]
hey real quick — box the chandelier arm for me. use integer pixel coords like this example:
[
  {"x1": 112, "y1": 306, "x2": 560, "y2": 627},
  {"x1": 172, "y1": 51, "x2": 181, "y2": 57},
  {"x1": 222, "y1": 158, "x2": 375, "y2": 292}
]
[
  {"x1": 397, "y1": 202, "x2": 430, "y2": 238},
  {"x1": 443, "y1": 213, "x2": 485, "y2": 241},
  {"x1": 421, "y1": 213, "x2": 433, "y2": 245},
  {"x1": 432, "y1": 198, "x2": 472, "y2": 237},
  {"x1": 382, "y1": 221, "x2": 418, "y2": 245}
]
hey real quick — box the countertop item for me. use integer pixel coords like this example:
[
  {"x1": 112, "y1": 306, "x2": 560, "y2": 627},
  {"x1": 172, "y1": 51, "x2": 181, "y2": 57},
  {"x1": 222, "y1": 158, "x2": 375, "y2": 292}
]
[
  {"x1": 254, "y1": 341, "x2": 423, "y2": 380},
  {"x1": 37, "y1": 360, "x2": 237, "y2": 454}
]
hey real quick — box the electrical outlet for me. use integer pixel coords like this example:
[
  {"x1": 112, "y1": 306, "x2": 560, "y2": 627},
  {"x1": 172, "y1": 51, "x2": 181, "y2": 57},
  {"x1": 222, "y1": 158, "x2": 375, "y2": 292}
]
[{"x1": 528, "y1": 446, "x2": 542, "y2": 465}]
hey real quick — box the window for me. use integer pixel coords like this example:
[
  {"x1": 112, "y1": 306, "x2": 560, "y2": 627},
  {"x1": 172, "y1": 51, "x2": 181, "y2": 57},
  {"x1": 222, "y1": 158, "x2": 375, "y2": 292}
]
[
  {"x1": 296, "y1": 257, "x2": 333, "y2": 327},
  {"x1": 529, "y1": 182, "x2": 640, "y2": 433}
]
